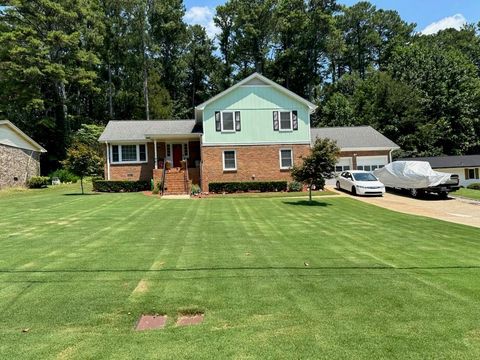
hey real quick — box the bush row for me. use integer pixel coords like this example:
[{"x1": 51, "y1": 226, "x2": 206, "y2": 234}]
[
  {"x1": 27, "y1": 176, "x2": 50, "y2": 188},
  {"x1": 209, "y1": 181, "x2": 288, "y2": 193},
  {"x1": 467, "y1": 183, "x2": 480, "y2": 190},
  {"x1": 49, "y1": 169, "x2": 79, "y2": 183},
  {"x1": 92, "y1": 180, "x2": 150, "y2": 192}
]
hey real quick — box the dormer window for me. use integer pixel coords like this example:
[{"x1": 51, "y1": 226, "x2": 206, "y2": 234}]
[{"x1": 221, "y1": 111, "x2": 235, "y2": 132}]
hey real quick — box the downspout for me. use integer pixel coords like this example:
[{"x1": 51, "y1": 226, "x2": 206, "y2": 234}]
[
  {"x1": 388, "y1": 149, "x2": 393, "y2": 164},
  {"x1": 105, "y1": 141, "x2": 111, "y2": 180}
]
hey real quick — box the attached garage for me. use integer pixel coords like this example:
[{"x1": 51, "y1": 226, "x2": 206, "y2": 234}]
[
  {"x1": 335, "y1": 157, "x2": 352, "y2": 172},
  {"x1": 356, "y1": 155, "x2": 389, "y2": 171},
  {"x1": 311, "y1": 126, "x2": 399, "y2": 172}
]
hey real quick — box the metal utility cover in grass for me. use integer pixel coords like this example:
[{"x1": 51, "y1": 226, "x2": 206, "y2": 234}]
[
  {"x1": 176, "y1": 314, "x2": 204, "y2": 326},
  {"x1": 135, "y1": 315, "x2": 167, "y2": 331}
]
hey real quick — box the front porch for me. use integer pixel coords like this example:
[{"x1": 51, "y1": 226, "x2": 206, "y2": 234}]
[{"x1": 150, "y1": 138, "x2": 201, "y2": 195}]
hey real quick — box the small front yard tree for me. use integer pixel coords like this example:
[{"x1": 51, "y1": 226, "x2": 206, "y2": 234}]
[
  {"x1": 291, "y1": 138, "x2": 340, "y2": 202},
  {"x1": 62, "y1": 143, "x2": 103, "y2": 194}
]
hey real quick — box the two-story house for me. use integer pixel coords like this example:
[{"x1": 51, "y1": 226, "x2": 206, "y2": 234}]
[{"x1": 98, "y1": 73, "x2": 399, "y2": 194}]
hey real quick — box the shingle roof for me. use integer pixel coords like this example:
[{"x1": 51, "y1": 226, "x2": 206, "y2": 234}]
[
  {"x1": 398, "y1": 155, "x2": 480, "y2": 168},
  {"x1": 98, "y1": 120, "x2": 201, "y2": 142},
  {"x1": 310, "y1": 126, "x2": 399, "y2": 150}
]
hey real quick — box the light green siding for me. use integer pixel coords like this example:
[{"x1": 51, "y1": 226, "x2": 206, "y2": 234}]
[{"x1": 203, "y1": 86, "x2": 311, "y2": 145}]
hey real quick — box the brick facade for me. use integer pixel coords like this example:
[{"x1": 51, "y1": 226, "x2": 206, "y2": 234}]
[
  {"x1": 0, "y1": 144, "x2": 41, "y2": 189},
  {"x1": 107, "y1": 142, "x2": 162, "y2": 181},
  {"x1": 105, "y1": 141, "x2": 202, "y2": 182},
  {"x1": 201, "y1": 144, "x2": 311, "y2": 192}
]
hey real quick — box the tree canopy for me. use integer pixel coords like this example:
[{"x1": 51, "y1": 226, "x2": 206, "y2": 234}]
[
  {"x1": 1, "y1": 0, "x2": 480, "y2": 172},
  {"x1": 291, "y1": 138, "x2": 340, "y2": 202}
]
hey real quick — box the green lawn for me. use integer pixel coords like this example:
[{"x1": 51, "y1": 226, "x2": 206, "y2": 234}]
[
  {"x1": 455, "y1": 187, "x2": 480, "y2": 200},
  {"x1": 1, "y1": 184, "x2": 480, "y2": 359}
]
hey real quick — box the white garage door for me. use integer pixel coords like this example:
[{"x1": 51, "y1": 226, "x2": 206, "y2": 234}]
[
  {"x1": 357, "y1": 156, "x2": 388, "y2": 171},
  {"x1": 335, "y1": 157, "x2": 352, "y2": 172}
]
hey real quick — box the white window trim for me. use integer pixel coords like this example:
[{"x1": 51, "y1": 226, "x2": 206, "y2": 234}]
[
  {"x1": 466, "y1": 168, "x2": 478, "y2": 180},
  {"x1": 221, "y1": 111, "x2": 236, "y2": 133},
  {"x1": 279, "y1": 148, "x2": 293, "y2": 170},
  {"x1": 222, "y1": 150, "x2": 237, "y2": 171},
  {"x1": 279, "y1": 110, "x2": 293, "y2": 132},
  {"x1": 111, "y1": 144, "x2": 148, "y2": 164}
]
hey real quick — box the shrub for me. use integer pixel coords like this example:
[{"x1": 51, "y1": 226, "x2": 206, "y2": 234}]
[
  {"x1": 152, "y1": 181, "x2": 162, "y2": 195},
  {"x1": 49, "y1": 169, "x2": 79, "y2": 183},
  {"x1": 27, "y1": 176, "x2": 49, "y2": 189},
  {"x1": 467, "y1": 183, "x2": 480, "y2": 190},
  {"x1": 288, "y1": 181, "x2": 303, "y2": 192},
  {"x1": 191, "y1": 183, "x2": 201, "y2": 195},
  {"x1": 92, "y1": 180, "x2": 150, "y2": 192},
  {"x1": 209, "y1": 181, "x2": 287, "y2": 193}
]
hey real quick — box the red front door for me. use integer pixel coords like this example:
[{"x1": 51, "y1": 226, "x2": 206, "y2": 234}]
[{"x1": 172, "y1": 144, "x2": 183, "y2": 167}]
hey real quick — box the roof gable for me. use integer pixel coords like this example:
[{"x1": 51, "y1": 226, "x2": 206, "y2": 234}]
[
  {"x1": 0, "y1": 120, "x2": 46, "y2": 152},
  {"x1": 195, "y1": 73, "x2": 317, "y2": 113}
]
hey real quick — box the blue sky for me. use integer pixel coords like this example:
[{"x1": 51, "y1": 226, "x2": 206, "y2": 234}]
[{"x1": 184, "y1": 0, "x2": 480, "y2": 38}]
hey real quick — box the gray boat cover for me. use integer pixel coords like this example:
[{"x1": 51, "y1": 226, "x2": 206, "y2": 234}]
[{"x1": 373, "y1": 161, "x2": 452, "y2": 189}]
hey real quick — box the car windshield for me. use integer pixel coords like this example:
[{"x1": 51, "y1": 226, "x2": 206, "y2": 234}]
[{"x1": 352, "y1": 172, "x2": 377, "y2": 181}]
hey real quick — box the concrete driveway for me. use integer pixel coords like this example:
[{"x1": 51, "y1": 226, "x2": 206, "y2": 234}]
[{"x1": 329, "y1": 187, "x2": 480, "y2": 229}]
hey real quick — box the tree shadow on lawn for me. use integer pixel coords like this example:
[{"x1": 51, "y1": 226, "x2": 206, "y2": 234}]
[
  {"x1": 282, "y1": 200, "x2": 332, "y2": 207},
  {"x1": 63, "y1": 193, "x2": 102, "y2": 196}
]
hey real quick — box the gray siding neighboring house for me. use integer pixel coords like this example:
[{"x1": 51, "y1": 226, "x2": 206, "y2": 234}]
[
  {"x1": 0, "y1": 120, "x2": 47, "y2": 189},
  {"x1": 398, "y1": 155, "x2": 480, "y2": 187}
]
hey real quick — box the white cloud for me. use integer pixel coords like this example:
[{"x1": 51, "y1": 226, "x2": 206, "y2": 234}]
[
  {"x1": 421, "y1": 14, "x2": 467, "y2": 35},
  {"x1": 184, "y1": 6, "x2": 219, "y2": 39}
]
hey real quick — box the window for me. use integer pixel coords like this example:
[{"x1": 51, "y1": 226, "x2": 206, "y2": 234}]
[
  {"x1": 279, "y1": 111, "x2": 292, "y2": 131},
  {"x1": 466, "y1": 168, "x2": 479, "y2": 180},
  {"x1": 279, "y1": 149, "x2": 293, "y2": 169},
  {"x1": 183, "y1": 143, "x2": 189, "y2": 158},
  {"x1": 166, "y1": 144, "x2": 171, "y2": 157},
  {"x1": 223, "y1": 150, "x2": 236, "y2": 171},
  {"x1": 221, "y1": 111, "x2": 235, "y2": 132},
  {"x1": 139, "y1": 144, "x2": 146, "y2": 162},
  {"x1": 112, "y1": 145, "x2": 119, "y2": 162},
  {"x1": 121, "y1": 145, "x2": 137, "y2": 161},
  {"x1": 111, "y1": 144, "x2": 147, "y2": 163},
  {"x1": 336, "y1": 165, "x2": 350, "y2": 172}
]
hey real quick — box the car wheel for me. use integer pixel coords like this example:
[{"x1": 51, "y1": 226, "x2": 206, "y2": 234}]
[
  {"x1": 351, "y1": 186, "x2": 357, "y2": 196},
  {"x1": 439, "y1": 191, "x2": 448, "y2": 199},
  {"x1": 409, "y1": 188, "x2": 423, "y2": 198},
  {"x1": 336, "y1": 181, "x2": 341, "y2": 190}
]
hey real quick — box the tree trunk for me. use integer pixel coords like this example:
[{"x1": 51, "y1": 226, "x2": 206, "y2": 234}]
[
  {"x1": 143, "y1": 64, "x2": 149, "y2": 120},
  {"x1": 309, "y1": 181, "x2": 313, "y2": 203},
  {"x1": 108, "y1": 62, "x2": 113, "y2": 119},
  {"x1": 80, "y1": 176, "x2": 84, "y2": 195}
]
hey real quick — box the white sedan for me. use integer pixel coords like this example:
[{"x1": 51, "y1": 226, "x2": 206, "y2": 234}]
[{"x1": 336, "y1": 170, "x2": 386, "y2": 196}]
